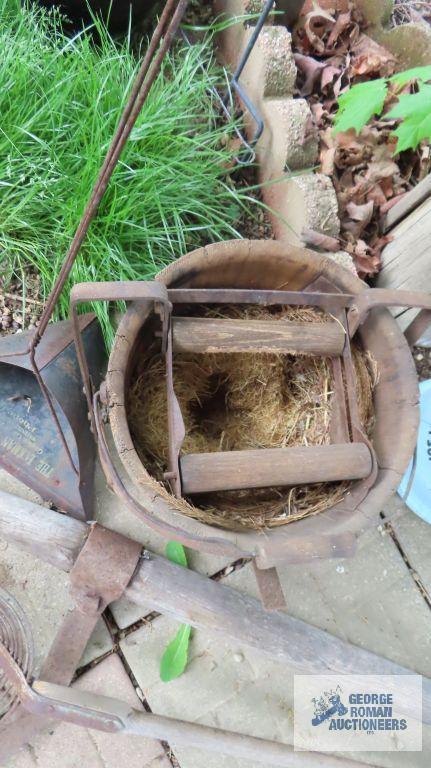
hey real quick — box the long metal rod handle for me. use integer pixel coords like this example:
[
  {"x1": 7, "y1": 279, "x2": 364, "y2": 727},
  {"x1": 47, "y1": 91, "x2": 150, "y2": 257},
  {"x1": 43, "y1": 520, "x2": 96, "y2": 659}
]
[
  {"x1": 0, "y1": 646, "x2": 377, "y2": 768},
  {"x1": 27, "y1": 680, "x2": 375, "y2": 768},
  {"x1": 31, "y1": 0, "x2": 189, "y2": 351}
]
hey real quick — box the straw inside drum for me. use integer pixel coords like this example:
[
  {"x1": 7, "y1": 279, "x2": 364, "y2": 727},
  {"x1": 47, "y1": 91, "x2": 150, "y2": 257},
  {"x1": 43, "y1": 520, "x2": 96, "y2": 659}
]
[{"x1": 128, "y1": 305, "x2": 377, "y2": 531}]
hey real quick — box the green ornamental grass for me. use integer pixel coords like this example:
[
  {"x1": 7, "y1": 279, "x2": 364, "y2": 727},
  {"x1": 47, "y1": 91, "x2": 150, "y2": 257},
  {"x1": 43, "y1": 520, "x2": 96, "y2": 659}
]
[{"x1": 0, "y1": 0, "x2": 253, "y2": 343}]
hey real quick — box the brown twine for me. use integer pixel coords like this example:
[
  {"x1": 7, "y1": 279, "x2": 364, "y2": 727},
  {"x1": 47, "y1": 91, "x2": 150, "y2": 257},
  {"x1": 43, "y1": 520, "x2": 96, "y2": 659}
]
[{"x1": 127, "y1": 305, "x2": 377, "y2": 531}]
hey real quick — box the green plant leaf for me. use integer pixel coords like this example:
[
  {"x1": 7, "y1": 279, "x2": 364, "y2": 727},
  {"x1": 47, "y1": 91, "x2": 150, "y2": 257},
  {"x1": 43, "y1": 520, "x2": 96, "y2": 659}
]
[
  {"x1": 166, "y1": 541, "x2": 188, "y2": 568},
  {"x1": 161, "y1": 542, "x2": 191, "y2": 681},
  {"x1": 160, "y1": 624, "x2": 192, "y2": 682},
  {"x1": 386, "y1": 84, "x2": 431, "y2": 152},
  {"x1": 389, "y1": 66, "x2": 431, "y2": 87},
  {"x1": 333, "y1": 79, "x2": 388, "y2": 135}
]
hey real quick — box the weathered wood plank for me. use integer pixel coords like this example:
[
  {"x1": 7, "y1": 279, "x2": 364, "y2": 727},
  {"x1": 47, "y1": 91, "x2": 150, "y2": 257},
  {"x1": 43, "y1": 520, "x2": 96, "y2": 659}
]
[
  {"x1": 378, "y1": 196, "x2": 431, "y2": 347},
  {"x1": 383, "y1": 174, "x2": 431, "y2": 232},
  {"x1": 0, "y1": 490, "x2": 86, "y2": 571},
  {"x1": 180, "y1": 443, "x2": 372, "y2": 494},
  {"x1": 172, "y1": 317, "x2": 345, "y2": 356},
  {"x1": 127, "y1": 551, "x2": 431, "y2": 724},
  {"x1": 0, "y1": 492, "x2": 430, "y2": 723}
]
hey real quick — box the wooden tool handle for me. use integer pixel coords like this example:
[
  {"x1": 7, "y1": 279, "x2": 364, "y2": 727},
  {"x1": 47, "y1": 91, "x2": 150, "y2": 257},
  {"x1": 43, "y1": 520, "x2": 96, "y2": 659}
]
[
  {"x1": 180, "y1": 443, "x2": 372, "y2": 494},
  {"x1": 172, "y1": 317, "x2": 345, "y2": 356}
]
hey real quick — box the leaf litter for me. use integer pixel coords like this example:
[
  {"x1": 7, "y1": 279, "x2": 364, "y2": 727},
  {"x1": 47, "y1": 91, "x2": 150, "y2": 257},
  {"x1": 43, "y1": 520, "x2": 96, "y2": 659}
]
[{"x1": 293, "y1": 1, "x2": 431, "y2": 277}]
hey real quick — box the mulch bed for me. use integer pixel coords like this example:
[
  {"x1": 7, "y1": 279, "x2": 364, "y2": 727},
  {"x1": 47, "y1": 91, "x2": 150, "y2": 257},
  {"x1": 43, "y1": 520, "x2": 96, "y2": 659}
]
[
  {"x1": 0, "y1": 273, "x2": 42, "y2": 335},
  {"x1": 414, "y1": 346, "x2": 431, "y2": 381}
]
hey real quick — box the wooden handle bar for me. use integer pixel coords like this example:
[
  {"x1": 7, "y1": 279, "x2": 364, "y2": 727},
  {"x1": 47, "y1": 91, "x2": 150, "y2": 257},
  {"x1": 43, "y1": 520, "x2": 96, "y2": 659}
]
[
  {"x1": 180, "y1": 443, "x2": 372, "y2": 494},
  {"x1": 172, "y1": 317, "x2": 345, "y2": 356}
]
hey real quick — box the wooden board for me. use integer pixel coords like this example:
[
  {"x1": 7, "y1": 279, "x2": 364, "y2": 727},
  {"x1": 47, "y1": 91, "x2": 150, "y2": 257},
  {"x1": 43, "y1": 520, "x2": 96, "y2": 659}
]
[
  {"x1": 383, "y1": 174, "x2": 431, "y2": 233},
  {"x1": 180, "y1": 443, "x2": 372, "y2": 494},
  {"x1": 378, "y1": 195, "x2": 431, "y2": 347},
  {"x1": 172, "y1": 317, "x2": 345, "y2": 356}
]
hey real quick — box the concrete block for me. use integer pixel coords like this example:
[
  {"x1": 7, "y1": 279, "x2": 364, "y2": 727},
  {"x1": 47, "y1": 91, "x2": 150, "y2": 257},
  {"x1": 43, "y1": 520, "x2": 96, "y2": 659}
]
[
  {"x1": 3, "y1": 654, "x2": 170, "y2": 768},
  {"x1": 375, "y1": 22, "x2": 431, "y2": 68},
  {"x1": 213, "y1": 0, "x2": 270, "y2": 70},
  {"x1": 258, "y1": 98, "x2": 318, "y2": 176},
  {"x1": 265, "y1": 172, "x2": 340, "y2": 244},
  {"x1": 240, "y1": 26, "x2": 297, "y2": 105}
]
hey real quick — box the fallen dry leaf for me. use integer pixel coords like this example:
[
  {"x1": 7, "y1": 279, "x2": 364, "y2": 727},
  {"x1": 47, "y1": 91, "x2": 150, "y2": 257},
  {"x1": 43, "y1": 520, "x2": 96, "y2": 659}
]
[
  {"x1": 346, "y1": 200, "x2": 374, "y2": 224},
  {"x1": 350, "y1": 34, "x2": 396, "y2": 78},
  {"x1": 326, "y1": 11, "x2": 353, "y2": 50},
  {"x1": 303, "y1": 7, "x2": 336, "y2": 54},
  {"x1": 292, "y1": 1, "x2": 423, "y2": 277},
  {"x1": 294, "y1": 52, "x2": 326, "y2": 95}
]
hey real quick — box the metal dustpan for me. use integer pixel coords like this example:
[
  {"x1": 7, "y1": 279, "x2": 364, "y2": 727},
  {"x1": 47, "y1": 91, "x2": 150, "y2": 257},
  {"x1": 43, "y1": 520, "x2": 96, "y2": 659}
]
[{"x1": 0, "y1": 315, "x2": 105, "y2": 519}]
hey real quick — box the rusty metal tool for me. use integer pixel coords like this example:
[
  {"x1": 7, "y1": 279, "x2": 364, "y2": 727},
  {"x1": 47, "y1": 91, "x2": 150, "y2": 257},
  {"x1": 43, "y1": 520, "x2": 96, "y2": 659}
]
[
  {"x1": 0, "y1": 521, "x2": 142, "y2": 759},
  {"x1": 0, "y1": 639, "x2": 384, "y2": 768},
  {"x1": 0, "y1": 316, "x2": 105, "y2": 519}
]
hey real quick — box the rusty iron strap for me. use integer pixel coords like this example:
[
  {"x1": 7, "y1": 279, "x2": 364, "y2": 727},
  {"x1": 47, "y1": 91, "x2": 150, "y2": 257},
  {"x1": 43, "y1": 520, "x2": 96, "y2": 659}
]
[
  {"x1": 348, "y1": 288, "x2": 431, "y2": 337},
  {"x1": 70, "y1": 280, "x2": 172, "y2": 434},
  {"x1": 93, "y1": 390, "x2": 249, "y2": 558},
  {"x1": 0, "y1": 0, "x2": 190, "y2": 480},
  {"x1": 0, "y1": 524, "x2": 142, "y2": 763}
]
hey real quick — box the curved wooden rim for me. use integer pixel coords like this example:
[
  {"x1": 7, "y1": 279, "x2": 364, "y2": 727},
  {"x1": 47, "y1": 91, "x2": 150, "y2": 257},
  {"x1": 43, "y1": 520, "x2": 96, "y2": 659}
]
[{"x1": 106, "y1": 240, "x2": 419, "y2": 564}]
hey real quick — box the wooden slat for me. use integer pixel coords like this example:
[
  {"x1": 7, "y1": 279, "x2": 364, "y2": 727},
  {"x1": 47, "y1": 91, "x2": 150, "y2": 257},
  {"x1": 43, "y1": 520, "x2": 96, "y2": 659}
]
[
  {"x1": 383, "y1": 174, "x2": 431, "y2": 233},
  {"x1": 180, "y1": 443, "x2": 372, "y2": 494},
  {"x1": 378, "y1": 195, "x2": 431, "y2": 347},
  {"x1": 172, "y1": 317, "x2": 345, "y2": 356}
]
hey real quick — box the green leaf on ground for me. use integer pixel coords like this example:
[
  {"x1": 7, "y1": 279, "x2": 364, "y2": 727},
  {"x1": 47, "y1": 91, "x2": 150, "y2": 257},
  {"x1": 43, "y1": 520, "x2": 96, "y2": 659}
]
[
  {"x1": 160, "y1": 624, "x2": 192, "y2": 682},
  {"x1": 389, "y1": 66, "x2": 431, "y2": 87},
  {"x1": 160, "y1": 541, "x2": 191, "y2": 682},
  {"x1": 333, "y1": 79, "x2": 388, "y2": 135},
  {"x1": 386, "y1": 84, "x2": 431, "y2": 152},
  {"x1": 166, "y1": 541, "x2": 188, "y2": 568}
]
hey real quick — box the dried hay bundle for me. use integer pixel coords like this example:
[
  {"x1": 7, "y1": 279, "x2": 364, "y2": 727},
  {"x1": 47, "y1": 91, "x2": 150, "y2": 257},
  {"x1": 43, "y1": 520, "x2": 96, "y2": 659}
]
[{"x1": 128, "y1": 305, "x2": 377, "y2": 531}]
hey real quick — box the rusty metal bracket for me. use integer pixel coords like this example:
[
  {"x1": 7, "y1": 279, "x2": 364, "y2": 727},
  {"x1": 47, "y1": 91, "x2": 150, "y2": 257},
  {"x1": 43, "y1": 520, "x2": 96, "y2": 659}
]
[
  {"x1": 347, "y1": 288, "x2": 431, "y2": 337},
  {"x1": 93, "y1": 389, "x2": 248, "y2": 558},
  {"x1": 70, "y1": 281, "x2": 172, "y2": 435},
  {"x1": 252, "y1": 563, "x2": 286, "y2": 612}
]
